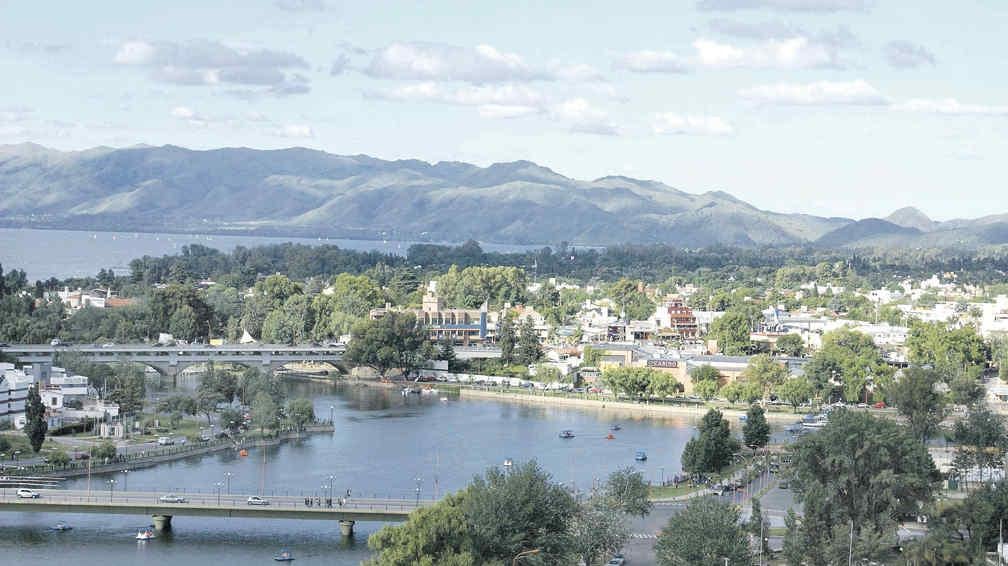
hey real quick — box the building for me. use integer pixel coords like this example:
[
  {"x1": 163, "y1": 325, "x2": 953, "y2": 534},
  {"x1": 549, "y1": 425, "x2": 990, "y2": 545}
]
[
  {"x1": 650, "y1": 299, "x2": 699, "y2": 340},
  {"x1": 54, "y1": 287, "x2": 136, "y2": 311},
  {"x1": 0, "y1": 363, "x2": 33, "y2": 425},
  {"x1": 370, "y1": 287, "x2": 498, "y2": 345}
]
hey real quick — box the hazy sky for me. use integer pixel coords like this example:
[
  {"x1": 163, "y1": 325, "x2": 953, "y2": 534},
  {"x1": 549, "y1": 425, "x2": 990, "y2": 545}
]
[{"x1": 1, "y1": 0, "x2": 1006, "y2": 220}]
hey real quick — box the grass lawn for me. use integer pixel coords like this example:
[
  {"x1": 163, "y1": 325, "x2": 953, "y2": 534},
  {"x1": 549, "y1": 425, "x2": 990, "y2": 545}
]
[{"x1": 648, "y1": 483, "x2": 704, "y2": 499}]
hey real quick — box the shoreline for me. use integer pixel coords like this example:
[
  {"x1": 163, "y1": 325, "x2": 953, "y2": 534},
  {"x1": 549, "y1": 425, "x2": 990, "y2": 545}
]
[{"x1": 459, "y1": 388, "x2": 804, "y2": 423}]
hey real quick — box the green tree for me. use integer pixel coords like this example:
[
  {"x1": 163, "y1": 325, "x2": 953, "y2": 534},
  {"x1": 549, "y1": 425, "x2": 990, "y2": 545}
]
[
  {"x1": 603, "y1": 367, "x2": 655, "y2": 398},
  {"x1": 516, "y1": 318, "x2": 543, "y2": 365},
  {"x1": 742, "y1": 354, "x2": 788, "y2": 402},
  {"x1": 804, "y1": 328, "x2": 890, "y2": 403},
  {"x1": 463, "y1": 460, "x2": 577, "y2": 564},
  {"x1": 195, "y1": 383, "x2": 225, "y2": 425},
  {"x1": 708, "y1": 308, "x2": 754, "y2": 355},
  {"x1": 694, "y1": 379, "x2": 720, "y2": 402},
  {"x1": 908, "y1": 321, "x2": 989, "y2": 378},
  {"x1": 607, "y1": 278, "x2": 655, "y2": 320},
  {"x1": 344, "y1": 312, "x2": 430, "y2": 380},
  {"x1": 775, "y1": 376, "x2": 815, "y2": 411},
  {"x1": 251, "y1": 391, "x2": 279, "y2": 434},
  {"x1": 367, "y1": 491, "x2": 477, "y2": 566},
  {"x1": 581, "y1": 345, "x2": 602, "y2": 367},
  {"x1": 742, "y1": 404, "x2": 770, "y2": 452},
  {"x1": 285, "y1": 398, "x2": 315, "y2": 431},
  {"x1": 787, "y1": 409, "x2": 940, "y2": 565},
  {"x1": 655, "y1": 496, "x2": 752, "y2": 566},
  {"x1": 775, "y1": 333, "x2": 805, "y2": 357},
  {"x1": 326, "y1": 273, "x2": 384, "y2": 318},
  {"x1": 92, "y1": 439, "x2": 117, "y2": 461},
  {"x1": 497, "y1": 315, "x2": 516, "y2": 364},
  {"x1": 681, "y1": 409, "x2": 740, "y2": 476},
  {"x1": 24, "y1": 385, "x2": 48, "y2": 453},
  {"x1": 887, "y1": 366, "x2": 947, "y2": 444},
  {"x1": 568, "y1": 495, "x2": 630, "y2": 566},
  {"x1": 948, "y1": 371, "x2": 985, "y2": 407},
  {"x1": 690, "y1": 364, "x2": 721, "y2": 385},
  {"x1": 603, "y1": 466, "x2": 653, "y2": 517},
  {"x1": 48, "y1": 449, "x2": 70, "y2": 466},
  {"x1": 953, "y1": 405, "x2": 1006, "y2": 482}
]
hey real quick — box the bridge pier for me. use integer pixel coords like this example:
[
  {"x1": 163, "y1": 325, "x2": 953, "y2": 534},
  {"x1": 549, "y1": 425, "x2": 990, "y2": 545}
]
[
  {"x1": 152, "y1": 515, "x2": 173, "y2": 531},
  {"x1": 338, "y1": 520, "x2": 354, "y2": 537}
]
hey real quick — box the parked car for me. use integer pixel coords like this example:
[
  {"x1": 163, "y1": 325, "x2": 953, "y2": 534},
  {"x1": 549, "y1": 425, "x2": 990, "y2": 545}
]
[
  {"x1": 157, "y1": 436, "x2": 174, "y2": 446},
  {"x1": 73, "y1": 452, "x2": 90, "y2": 461},
  {"x1": 17, "y1": 489, "x2": 39, "y2": 499},
  {"x1": 159, "y1": 494, "x2": 187, "y2": 503},
  {"x1": 873, "y1": 401, "x2": 887, "y2": 409},
  {"x1": 247, "y1": 496, "x2": 270, "y2": 506}
]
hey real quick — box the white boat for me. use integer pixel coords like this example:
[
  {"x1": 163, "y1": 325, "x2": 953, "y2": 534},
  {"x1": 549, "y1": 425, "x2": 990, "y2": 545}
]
[
  {"x1": 802, "y1": 415, "x2": 828, "y2": 429},
  {"x1": 136, "y1": 528, "x2": 156, "y2": 541}
]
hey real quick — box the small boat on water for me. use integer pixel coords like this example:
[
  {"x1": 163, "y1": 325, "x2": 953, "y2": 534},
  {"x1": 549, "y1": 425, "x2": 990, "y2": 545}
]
[
  {"x1": 559, "y1": 430, "x2": 575, "y2": 439},
  {"x1": 274, "y1": 549, "x2": 295, "y2": 562},
  {"x1": 635, "y1": 450, "x2": 648, "y2": 461},
  {"x1": 606, "y1": 433, "x2": 615, "y2": 440},
  {"x1": 49, "y1": 522, "x2": 72, "y2": 531},
  {"x1": 610, "y1": 424, "x2": 622, "y2": 431},
  {"x1": 136, "y1": 528, "x2": 156, "y2": 541}
]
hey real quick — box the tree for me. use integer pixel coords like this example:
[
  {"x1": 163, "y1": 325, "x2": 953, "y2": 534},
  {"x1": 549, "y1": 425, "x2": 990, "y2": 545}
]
[
  {"x1": 607, "y1": 278, "x2": 655, "y2": 320},
  {"x1": 251, "y1": 391, "x2": 279, "y2": 434},
  {"x1": 787, "y1": 409, "x2": 940, "y2": 565},
  {"x1": 437, "y1": 339, "x2": 456, "y2": 363},
  {"x1": 681, "y1": 409, "x2": 739, "y2": 476},
  {"x1": 953, "y1": 405, "x2": 1006, "y2": 482},
  {"x1": 742, "y1": 354, "x2": 788, "y2": 402},
  {"x1": 497, "y1": 315, "x2": 516, "y2": 364},
  {"x1": 603, "y1": 367, "x2": 655, "y2": 398},
  {"x1": 568, "y1": 495, "x2": 630, "y2": 566},
  {"x1": 195, "y1": 384, "x2": 225, "y2": 425},
  {"x1": 742, "y1": 404, "x2": 770, "y2": 452},
  {"x1": 775, "y1": 333, "x2": 805, "y2": 357},
  {"x1": 581, "y1": 345, "x2": 602, "y2": 367},
  {"x1": 344, "y1": 312, "x2": 429, "y2": 380},
  {"x1": 603, "y1": 467, "x2": 652, "y2": 517},
  {"x1": 694, "y1": 379, "x2": 720, "y2": 402},
  {"x1": 775, "y1": 376, "x2": 814, "y2": 412},
  {"x1": 948, "y1": 372, "x2": 985, "y2": 407},
  {"x1": 804, "y1": 328, "x2": 890, "y2": 403},
  {"x1": 463, "y1": 460, "x2": 577, "y2": 563},
  {"x1": 48, "y1": 449, "x2": 70, "y2": 466},
  {"x1": 367, "y1": 491, "x2": 477, "y2": 566},
  {"x1": 285, "y1": 398, "x2": 315, "y2": 431},
  {"x1": 24, "y1": 385, "x2": 47, "y2": 453},
  {"x1": 655, "y1": 496, "x2": 752, "y2": 566},
  {"x1": 516, "y1": 318, "x2": 543, "y2": 366},
  {"x1": 690, "y1": 364, "x2": 721, "y2": 385},
  {"x1": 93, "y1": 440, "x2": 117, "y2": 461},
  {"x1": 908, "y1": 321, "x2": 989, "y2": 378},
  {"x1": 887, "y1": 366, "x2": 946, "y2": 444},
  {"x1": 708, "y1": 308, "x2": 754, "y2": 355}
]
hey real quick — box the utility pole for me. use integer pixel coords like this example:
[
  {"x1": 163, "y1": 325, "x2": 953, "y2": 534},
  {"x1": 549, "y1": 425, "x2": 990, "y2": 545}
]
[{"x1": 848, "y1": 519, "x2": 854, "y2": 566}]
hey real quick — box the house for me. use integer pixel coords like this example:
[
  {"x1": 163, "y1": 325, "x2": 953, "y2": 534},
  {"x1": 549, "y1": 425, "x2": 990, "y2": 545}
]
[
  {"x1": 370, "y1": 286, "x2": 499, "y2": 345},
  {"x1": 0, "y1": 364, "x2": 34, "y2": 426},
  {"x1": 649, "y1": 299, "x2": 699, "y2": 340}
]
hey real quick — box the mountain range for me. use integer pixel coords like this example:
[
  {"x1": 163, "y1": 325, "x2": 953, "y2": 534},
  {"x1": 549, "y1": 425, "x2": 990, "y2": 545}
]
[{"x1": 0, "y1": 143, "x2": 1003, "y2": 249}]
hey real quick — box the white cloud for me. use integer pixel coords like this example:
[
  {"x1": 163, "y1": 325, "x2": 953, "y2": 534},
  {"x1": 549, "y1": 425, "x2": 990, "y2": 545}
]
[
  {"x1": 739, "y1": 80, "x2": 887, "y2": 105},
  {"x1": 551, "y1": 98, "x2": 617, "y2": 135},
  {"x1": 694, "y1": 37, "x2": 843, "y2": 69},
  {"x1": 652, "y1": 113, "x2": 734, "y2": 136},
  {"x1": 885, "y1": 41, "x2": 936, "y2": 69},
  {"x1": 373, "y1": 82, "x2": 544, "y2": 108},
  {"x1": 697, "y1": 0, "x2": 870, "y2": 12},
  {"x1": 613, "y1": 50, "x2": 689, "y2": 73},
  {"x1": 894, "y1": 98, "x2": 1008, "y2": 116},
  {"x1": 169, "y1": 106, "x2": 212, "y2": 127},
  {"x1": 274, "y1": 0, "x2": 327, "y2": 11},
  {"x1": 707, "y1": 19, "x2": 806, "y2": 39},
  {"x1": 550, "y1": 63, "x2": 606, "y2": 82},
  {"x1": 114, "y1": 39, "x2": 310, "y2": 95},
  {"x1": 364, "y1": 42, "x2": 549, "y2": 83},
  {"x1": 477, "y1": 105, "x2": 542, "y2": 119},
  {"x1": 275, "y1": 124, "x2": 314, "y2": 138}
]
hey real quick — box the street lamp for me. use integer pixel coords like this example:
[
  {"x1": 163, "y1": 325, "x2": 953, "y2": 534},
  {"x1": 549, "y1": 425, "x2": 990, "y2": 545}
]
[
  {"x1": 107, "y1": 479, "x2": 116, "y2": 502},
  {"x1": 225, "y1": 471, "x2": 233, "y2": 495},
  {"x1": 121, "y1": 469, "x2": 129, "y2": 492},
  {"x1": 329, "y1": 405, "x2": 335, "y2": 424},
  {"x1": 415, "y1": 476, "x2": 422, "y2": 506},
  {"x1": 328, "y1": 475, "x2": 335, "y2": 500},
  {"x1": 215, "y1": 481, "x2": 223, "y2": 505}
]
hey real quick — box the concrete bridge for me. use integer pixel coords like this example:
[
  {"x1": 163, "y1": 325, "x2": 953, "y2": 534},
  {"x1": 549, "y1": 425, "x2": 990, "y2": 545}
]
[
  {"x1": 0, "y1": 343, "x2": 346, "y2": 378},
  {"x1": 0, "y1": 488, "x2": 421, "y2": 535}
]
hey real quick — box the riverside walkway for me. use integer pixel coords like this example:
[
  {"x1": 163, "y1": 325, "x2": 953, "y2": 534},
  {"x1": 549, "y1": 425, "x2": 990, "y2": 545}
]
[{"x1": 0, "y1": 488, "x2": 422, "y2": 534}]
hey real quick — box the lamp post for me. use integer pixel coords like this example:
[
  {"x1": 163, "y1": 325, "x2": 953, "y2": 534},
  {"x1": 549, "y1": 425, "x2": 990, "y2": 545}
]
[
  {"x1": 121, "y1": 469, "x2": 129, "y2": 493},
  {"x1": 225, "y1": 472, "x2": 232, "y2": 495},
  {"x1": 328, "y1": 475, "x2": 335, "y2": 500},
  {"x1": 107, "y1": 479, "x2": 115, "y2": 502},
  {"x1": 415, "y1": 476, "x2": 422, "y2": 506},
  {"x1": 329, "y1": 405, "x2": 335, "y2": 424},
  {"x1": 215, "y1": 481, "x2": 223, "y2": 505}
]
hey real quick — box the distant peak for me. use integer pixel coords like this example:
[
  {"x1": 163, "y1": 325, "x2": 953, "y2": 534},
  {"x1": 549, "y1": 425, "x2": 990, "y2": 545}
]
[{"x1": 885, "y1": 206, "x2": 937, "y2": 231}]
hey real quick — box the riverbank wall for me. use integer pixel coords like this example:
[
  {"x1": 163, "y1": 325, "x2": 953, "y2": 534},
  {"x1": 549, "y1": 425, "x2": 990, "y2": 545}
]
[
  {"x1": 459, "y1": 387, "x2": 803, "y2": 423},
  {"x1": 24, "y1": 423, "x2": 334, "y2": 480}
]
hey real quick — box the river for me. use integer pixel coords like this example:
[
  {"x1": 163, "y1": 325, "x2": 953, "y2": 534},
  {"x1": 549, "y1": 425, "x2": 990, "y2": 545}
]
[
  {"x1": 0, "y1": 382, "x2": 702, "y2": 565},
  {"x1": 0, "y1": 228, "x2": 541, "y2": 281}
]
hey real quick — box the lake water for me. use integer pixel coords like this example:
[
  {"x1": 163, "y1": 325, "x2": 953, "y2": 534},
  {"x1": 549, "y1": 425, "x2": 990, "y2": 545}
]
[
  {"x1": 0, "y1": 382, "x2": 701, "y2": 565},
  {"x1": 0, "y1": 228, "x2": 541, "y2": 281}
]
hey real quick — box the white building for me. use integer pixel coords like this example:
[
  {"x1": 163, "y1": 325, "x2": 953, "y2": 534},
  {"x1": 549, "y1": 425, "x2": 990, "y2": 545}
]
[
  {"x1": 0, "y1": 363, "x2": 34, "y2": 425},
  {"x1": 49, "y1": 367, "x2": 89, "y2": 396}
]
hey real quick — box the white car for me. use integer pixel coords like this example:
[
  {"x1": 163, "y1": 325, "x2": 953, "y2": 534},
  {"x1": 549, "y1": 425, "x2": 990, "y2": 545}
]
[
  {"x1": 16, "y1": 489, "x2": 39, "y2": 499},
  {"x1": 247, "y1": 496, "x2": 270, "y2": 506},
  {"x1": 159, "y1": 494, "x2": 187, "y2": 503}
]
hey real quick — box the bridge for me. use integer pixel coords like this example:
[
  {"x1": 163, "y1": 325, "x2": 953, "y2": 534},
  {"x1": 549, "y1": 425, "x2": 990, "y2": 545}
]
[
  {"x1": 0, "y1": 488, "x2": 422, "y2": 535},
  {"x1": 0, "y1": 343, "x2": 346, "y2": 378}
]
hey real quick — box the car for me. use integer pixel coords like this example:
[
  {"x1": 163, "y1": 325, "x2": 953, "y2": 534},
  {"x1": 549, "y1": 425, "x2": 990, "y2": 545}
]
[
  {"x1": 17, "y1": 489, "x2": 39, "y2": 499},
  {"x1": 157, "y1": 436, "x2": 174, "y2": 446},
  {"x1": 607, "y1": 557, "x2": 625, "y2": 566},
  {"x1": 100, "y1": 342, "x2": 115, "y2": 348},
  {"x1": 247, "y1": 496, "x2": 270, "y2": 506},
  {"x1": 159, "y1": 494, "x2": 187, "y2": 503},
  {"x1": 50, "y1": 338, "x2": 62, "y2": 346},
  {"x1": 72, "y1": 452, "x2": 89, "y2": 461},
  {"x1": 779, "y1": 480, "x2": 790, "y2": 490}
]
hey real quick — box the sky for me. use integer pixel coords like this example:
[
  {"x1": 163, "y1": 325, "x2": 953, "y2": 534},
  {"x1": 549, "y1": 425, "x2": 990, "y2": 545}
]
[{"x1": 1, "y1": 0, "x2": 1006, "y2": 221}]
